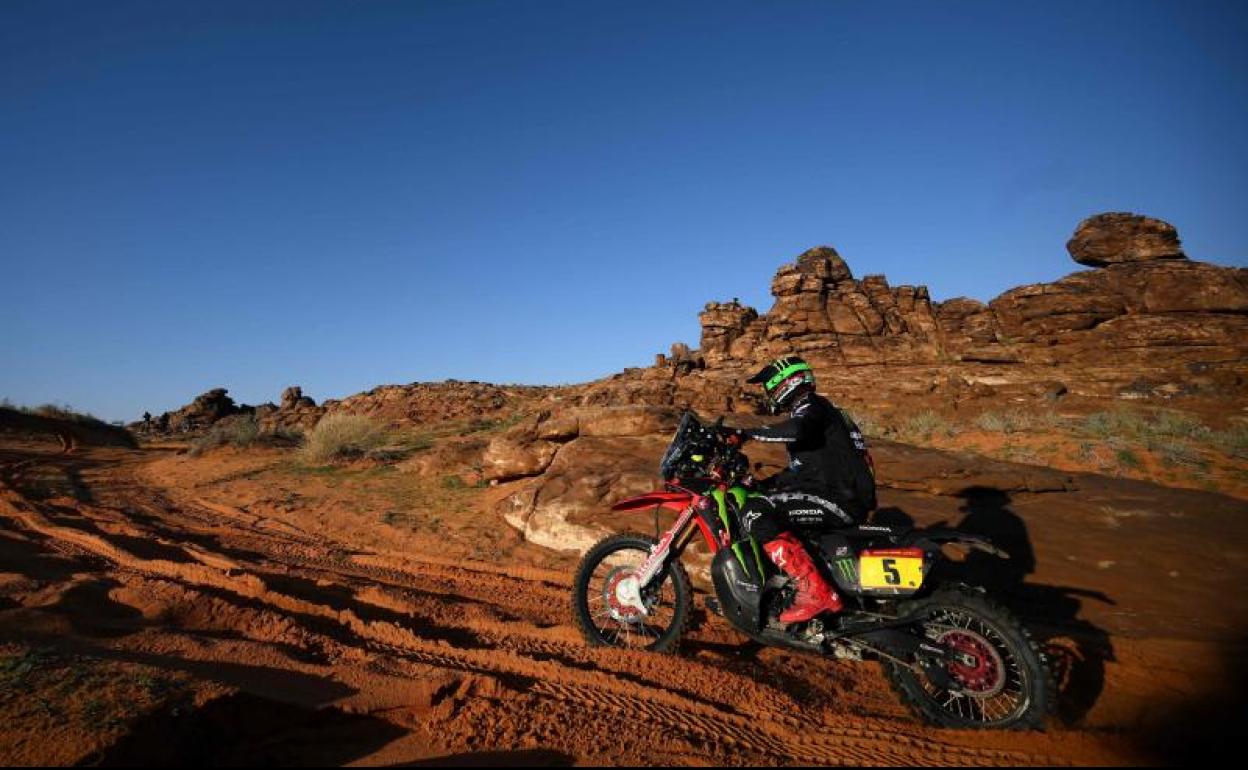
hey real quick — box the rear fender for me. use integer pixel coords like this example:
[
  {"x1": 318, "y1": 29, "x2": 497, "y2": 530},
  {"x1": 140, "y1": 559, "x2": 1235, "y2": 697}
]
[{"x1": 903, "y1": 528, "x2": 1010, "y2": 559}]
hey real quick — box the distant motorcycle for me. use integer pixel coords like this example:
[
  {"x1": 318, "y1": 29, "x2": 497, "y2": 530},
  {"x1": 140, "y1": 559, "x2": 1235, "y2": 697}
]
[{"x1": 571, "y1": 411, "x2": 1054, "y2": 729}]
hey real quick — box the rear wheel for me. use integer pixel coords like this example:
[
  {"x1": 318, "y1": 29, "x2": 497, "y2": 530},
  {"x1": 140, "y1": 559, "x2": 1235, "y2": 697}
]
[
  {"x1": 883, "y1": 587, "x2": 1055, "y2": 729},
  {"x1": 571, "y1": 533, "x2": 692, "y2": 653}
]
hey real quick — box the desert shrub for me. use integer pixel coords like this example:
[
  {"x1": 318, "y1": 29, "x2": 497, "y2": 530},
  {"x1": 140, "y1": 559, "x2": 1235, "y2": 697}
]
[
  {"x1": 1150, "y1": 411, "x2": 1211, "y2": 441},
  {"x1": 300, "y1": 414, "x2": 385, "y2": 463},
  {"x1": 1115, "y1": 448, "x2": 1142, "y2": 469},
  {"x1": 842, "y1": 409, "x2": 885, "y2": 438},
  {"x1": 1082, "y1": 411, "x2": 1147, "y2": 441},
  {"x1": 897, "y1": 411, "x2": 952, "y2": 441},
  {"x1": 189, "y1": 414, "x2": 260, "y2": 456},
  {"x1": 1155, "y1": 441, "x2": 1206, "y2": 468},
  {"x1": 29, "y1": 403, "x2": 107, "y2": 426},
  {"x1": 1213, "y1": 424, "x2": 1248, "y2": 459},
  {"x1": 1082, "y1": 409, "x2": 1210, "y2": 446},
  {"x1": 974, "y1": 411, "x2": 1022, "y2": 434}
]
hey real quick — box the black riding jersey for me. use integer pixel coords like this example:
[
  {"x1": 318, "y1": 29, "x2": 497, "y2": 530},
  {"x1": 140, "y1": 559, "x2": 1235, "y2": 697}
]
[{"x1": 743, "y1": 392, "x2": 876, "y2": 517}]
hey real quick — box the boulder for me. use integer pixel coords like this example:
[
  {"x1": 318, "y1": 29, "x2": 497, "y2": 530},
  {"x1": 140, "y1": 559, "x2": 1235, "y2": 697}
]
[{"x1": 1067, "y1": 212, "x2": 1186, "y2": 267}]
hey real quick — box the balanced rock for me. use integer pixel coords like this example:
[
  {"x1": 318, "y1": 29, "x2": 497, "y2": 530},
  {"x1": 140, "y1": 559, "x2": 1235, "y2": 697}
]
[{"x1": 1067, "y1": 212, "x2": 1186, "y2": 267}]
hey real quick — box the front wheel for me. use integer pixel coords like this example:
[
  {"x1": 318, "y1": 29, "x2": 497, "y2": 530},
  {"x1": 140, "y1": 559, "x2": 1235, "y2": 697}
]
[
  {"x1": 571, "y1": 533, "x2": 692, "y2": 653},
  {"x1": 884, "y1": 587, "x2": 1056, "y2": 729}
]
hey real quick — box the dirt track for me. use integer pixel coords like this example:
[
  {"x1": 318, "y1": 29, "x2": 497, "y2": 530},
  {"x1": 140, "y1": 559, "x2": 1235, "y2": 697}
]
[{"x1": 0, "y1": 443, "x2": 1239, "y2": 765}]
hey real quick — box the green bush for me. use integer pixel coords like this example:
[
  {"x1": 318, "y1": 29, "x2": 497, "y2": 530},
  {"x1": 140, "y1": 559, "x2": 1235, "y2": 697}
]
[
  {"x1": 1115, "y1": 448, "x2": 1142, "y2": 469},
  {"x1": 300, "y1": 414, "x2": 386, "y2": 463}
]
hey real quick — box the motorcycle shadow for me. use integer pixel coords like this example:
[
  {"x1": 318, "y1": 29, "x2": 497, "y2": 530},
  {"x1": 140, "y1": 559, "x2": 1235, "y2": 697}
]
[{"x1": 874, "y1": 487, "x2": 1116, "y2": 727}]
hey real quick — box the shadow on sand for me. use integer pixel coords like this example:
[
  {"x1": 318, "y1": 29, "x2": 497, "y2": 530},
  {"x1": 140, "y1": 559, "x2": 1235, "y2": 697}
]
[
  {"x1": 84, "y1": 691, "x2": 407, "y2": 767},
  {"x1": 874, "y1": 486, "x2": 1116, "y2": 727}
]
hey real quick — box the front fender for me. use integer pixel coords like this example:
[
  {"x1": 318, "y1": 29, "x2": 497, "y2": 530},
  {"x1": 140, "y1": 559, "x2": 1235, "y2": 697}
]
[{"x1": 610, "y1": 491, "x2": 694, "y2": 513}]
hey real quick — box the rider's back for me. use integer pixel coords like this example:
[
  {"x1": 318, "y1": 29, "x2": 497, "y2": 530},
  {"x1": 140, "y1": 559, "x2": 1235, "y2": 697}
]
[{"x1": 771, "y1": 394, "x2": 876, "y2": 520}]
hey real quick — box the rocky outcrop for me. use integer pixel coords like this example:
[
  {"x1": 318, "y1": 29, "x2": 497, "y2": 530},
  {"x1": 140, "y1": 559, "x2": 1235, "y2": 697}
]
[
  {"x1": 694, "y1": 246, "x2": 945, "y2": 370},
  {"x1": 143, "y1": 381, "x2": 557, "y2": 438},
  {"x1": 618, "y1": 212, "x2": 1248, "y2": 409},
  {"x1": 485, "y1": 406, "x2": 681, "y2": 551},
  {"x1": 143, "y1": 212, "x2": 1246, "y2": 444},
  {"x1": 138, "y1": 388, "x2": 245, "y2": 435},
  {"x1": 324, "y1": 381, "x2": 555, "y2": 426},
  {"x1": 1066, "y1": 212, "x2": 1186, "y2": 266},
  {"x1": 257, "y1": 386, "x2": 325, "y2": 434}
]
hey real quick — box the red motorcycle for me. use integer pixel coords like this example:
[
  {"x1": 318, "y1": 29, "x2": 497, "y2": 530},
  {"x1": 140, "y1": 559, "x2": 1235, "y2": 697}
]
[{"x1": 571, "y1": 411, "x2": 1054, "y2": 729}]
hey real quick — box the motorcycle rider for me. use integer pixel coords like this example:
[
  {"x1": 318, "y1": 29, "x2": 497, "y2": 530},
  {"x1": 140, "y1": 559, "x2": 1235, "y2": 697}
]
[{"x1": 724, "y1": 355, "x2": 876, "y2": 624}]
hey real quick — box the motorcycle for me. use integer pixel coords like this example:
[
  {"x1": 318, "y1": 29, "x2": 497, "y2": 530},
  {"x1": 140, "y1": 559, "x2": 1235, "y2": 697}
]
[{"x1": 571, "y1": 411, "x2": 1055, "y2": 729}]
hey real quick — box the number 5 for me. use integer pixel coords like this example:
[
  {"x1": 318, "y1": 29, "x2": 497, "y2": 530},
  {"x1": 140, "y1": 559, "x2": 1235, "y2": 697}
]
[{"x1": 883, "y1": 559, "x2": 901, "y2": 585}]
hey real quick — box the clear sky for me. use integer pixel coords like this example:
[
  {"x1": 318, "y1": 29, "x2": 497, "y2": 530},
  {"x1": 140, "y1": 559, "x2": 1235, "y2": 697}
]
[{"x1": 3, "y1": 1, "x2": 1246, "y2": 421}]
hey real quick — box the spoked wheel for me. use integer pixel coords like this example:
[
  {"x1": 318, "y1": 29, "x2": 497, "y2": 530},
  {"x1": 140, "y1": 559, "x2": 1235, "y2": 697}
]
[
  {"x1": 884, "y1": 587, "x2": 1055, "y2": 729},
  {"x1": 572, "y1": 533, "x2": 691, "y2": 653}
]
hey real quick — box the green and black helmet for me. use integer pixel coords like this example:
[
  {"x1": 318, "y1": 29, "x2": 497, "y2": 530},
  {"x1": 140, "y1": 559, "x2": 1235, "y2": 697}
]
[{"x1": 747, "y1": 355, "x2": 816, "y2": 414}]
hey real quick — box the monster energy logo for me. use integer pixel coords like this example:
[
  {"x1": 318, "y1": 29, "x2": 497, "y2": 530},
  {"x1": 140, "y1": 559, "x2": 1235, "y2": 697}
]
[{"x1": 834, "y1": 557, "x2": 858, "y2": 586}]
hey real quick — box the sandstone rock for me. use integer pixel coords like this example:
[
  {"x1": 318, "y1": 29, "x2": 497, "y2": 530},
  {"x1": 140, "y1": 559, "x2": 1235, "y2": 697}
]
[
  {"x1": 990, "y1": 279, "x2": 1126, "y2": 337},
  {"x1": 1135, "y1": 262, "x2": 1248, "y2": 314},
  {"x1": 398, "y1": 436, "x2": 488, "y2": 481},
  {"x1": 482, "y1": 437, "x2": 560, "y2": 482},
  {"x1": 327, "y1": 381, "x2": 554, "y2": 426},
  {"x1": 937, "y1": 297, "x2": 988, "y2": 320},
  {"x1": 497, "y1": 434, "x2": 668, "y2": 553},
  {"x1": 858, "y1": 441, "x2": 1077, "y2": 495},
  {"x1": 575, "y1": 406, "x2": 681, "y2": 437},
  {"x1": 700, "y1": 301, "x2": 758, "y2": 359},
  {"x1": 1067, "y1": 212, "x2": 1186, "y2": 266},
  {"x1": 149, "y1": 388, "x2": 243, "y2": 434},
  {"x1": 281, "y1": 386, "x2": 316, "y2": 410}
]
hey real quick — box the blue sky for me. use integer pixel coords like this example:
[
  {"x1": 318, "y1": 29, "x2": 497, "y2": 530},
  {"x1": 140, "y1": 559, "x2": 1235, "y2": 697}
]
[{"x1": 2, "y1": 1, "x2": 1246, "y2": 421}]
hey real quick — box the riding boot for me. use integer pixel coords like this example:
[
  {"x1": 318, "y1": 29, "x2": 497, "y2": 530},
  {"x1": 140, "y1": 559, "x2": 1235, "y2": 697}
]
[{"x1": 762, "y1": 532, "x2": 844, "y2": 624}]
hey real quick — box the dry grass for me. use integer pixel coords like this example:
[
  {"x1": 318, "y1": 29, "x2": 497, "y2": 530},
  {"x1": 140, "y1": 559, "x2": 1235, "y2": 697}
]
[
  {"x1": 189, "y1": 414, "x2": 260, "y2": 456},
  {"x1": 300, "y1": 414, "x2": 386, "y2": 463},
  {"x1": 895, "y1": 410, "x2": 955, "y2": 442}
]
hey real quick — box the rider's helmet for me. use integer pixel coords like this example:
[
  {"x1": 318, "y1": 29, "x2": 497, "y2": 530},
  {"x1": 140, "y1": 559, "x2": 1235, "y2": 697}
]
[{"x1": 747, "y1": 355, "x2": 816, "y2": 414}]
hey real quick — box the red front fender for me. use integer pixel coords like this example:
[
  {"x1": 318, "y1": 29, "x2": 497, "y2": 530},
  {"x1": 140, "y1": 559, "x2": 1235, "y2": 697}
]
[{"x1": 610, "y1": 491, "x2": 694, "y2": 512}]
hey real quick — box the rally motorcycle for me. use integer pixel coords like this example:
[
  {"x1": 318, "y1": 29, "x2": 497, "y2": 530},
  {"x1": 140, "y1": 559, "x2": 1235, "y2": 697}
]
[{"x1": 572, "y1": 412, "x2": 1054, "y2": 729}]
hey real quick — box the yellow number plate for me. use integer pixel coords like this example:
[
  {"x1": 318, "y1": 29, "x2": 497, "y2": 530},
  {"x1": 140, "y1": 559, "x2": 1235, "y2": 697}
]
[{"x1": 858, "y1": 555, "x2": 924, "y2": 590}]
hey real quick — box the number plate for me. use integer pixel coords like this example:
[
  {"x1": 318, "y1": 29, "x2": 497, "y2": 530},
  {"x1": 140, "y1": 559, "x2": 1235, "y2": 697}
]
[{"x1": 858, "y1": 552, "x2": 924, "y2": 590}]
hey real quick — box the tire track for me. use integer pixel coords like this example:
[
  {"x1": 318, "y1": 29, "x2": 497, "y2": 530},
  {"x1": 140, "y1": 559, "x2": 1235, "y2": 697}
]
[{"x1": 0, "y1": 462, "x2": 1068, "y2": 766}]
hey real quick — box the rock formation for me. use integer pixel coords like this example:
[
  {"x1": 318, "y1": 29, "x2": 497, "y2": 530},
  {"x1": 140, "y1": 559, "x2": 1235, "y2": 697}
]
[
  {"x1": 1066, "y1": 212, "x2": 1186, "y2": 266},
  {"x1": 139, "y1": 388, "x2": 244, "y2": 434},
  {"x1": 589, "y1": 212, "x2": 1248, "y2": 412},
  {"x1": 144, "y1": 212, "x2": 1245, "y2": 440},
  {"x1": 256, "y1": 386, "x2": 325, "y2": 434}
]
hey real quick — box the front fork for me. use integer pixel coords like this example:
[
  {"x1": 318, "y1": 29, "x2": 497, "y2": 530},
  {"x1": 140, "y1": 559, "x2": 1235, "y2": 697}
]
[{"x1": 631, "y1": 503, "x2": 700, "y2": 603}]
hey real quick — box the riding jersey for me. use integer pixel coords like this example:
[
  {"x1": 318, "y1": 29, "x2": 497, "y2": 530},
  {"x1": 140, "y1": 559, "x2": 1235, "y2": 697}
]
[{"x1": 743, "y1": 391, "x2": 876, "y2": 519}]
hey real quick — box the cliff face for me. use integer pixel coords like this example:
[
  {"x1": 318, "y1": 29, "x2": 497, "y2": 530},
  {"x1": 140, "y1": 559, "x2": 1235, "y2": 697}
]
[{"x1": 602, "y1": 212, "x2": 1247, "y2": 412}]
